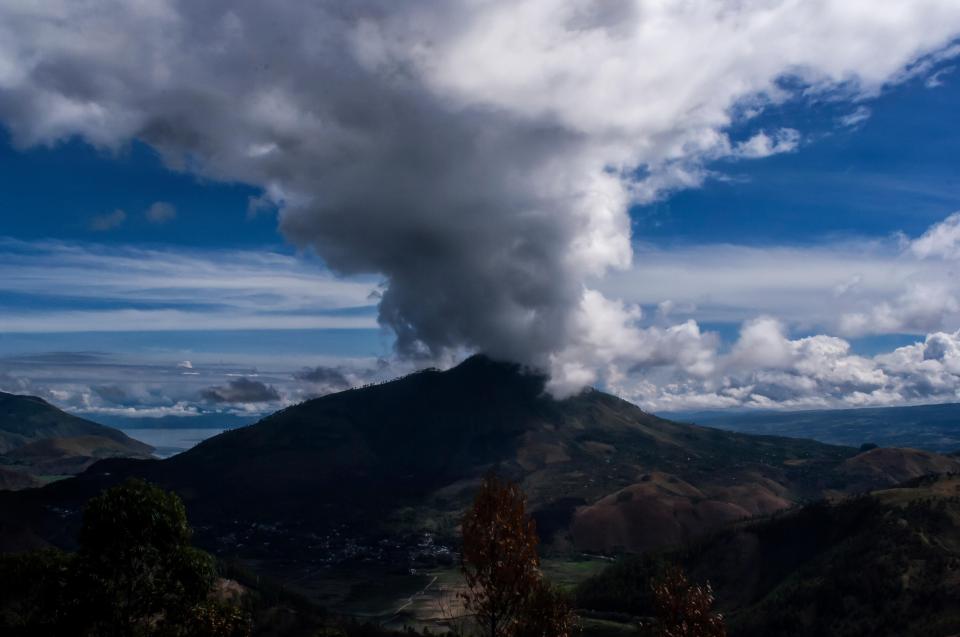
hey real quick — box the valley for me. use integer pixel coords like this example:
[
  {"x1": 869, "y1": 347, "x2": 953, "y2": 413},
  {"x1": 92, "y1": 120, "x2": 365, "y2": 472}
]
[{"x1": 4, "y1": 355, "x2": 960, "y2": 634}]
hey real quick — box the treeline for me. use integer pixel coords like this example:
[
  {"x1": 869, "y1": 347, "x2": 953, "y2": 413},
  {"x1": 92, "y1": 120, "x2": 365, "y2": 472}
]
[
  {"x1": 0, "y1": 474, "x2": 729, "y2": 637},
  {"x1": 0, "y1": 478, "x2": 249, "y2": 636}
]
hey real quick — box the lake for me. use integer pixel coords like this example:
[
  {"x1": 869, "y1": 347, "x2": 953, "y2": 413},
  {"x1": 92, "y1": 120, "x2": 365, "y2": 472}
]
[{"x1": 120, "y1": 428, "x2": 227, "y2": 459}]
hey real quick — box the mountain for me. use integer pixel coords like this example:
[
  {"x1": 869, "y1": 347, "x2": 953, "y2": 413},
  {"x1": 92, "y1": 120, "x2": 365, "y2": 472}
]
[
  {"x1": 577, "y1": 472, "x2": 960, "y2": 636},
  {"x1": 0, "y1": 392, "x2": 154, "y2": 487},
  {"x1": 93, "y1": 413, "x2": 259, "y2": 430},
  {"x1": 0, "y1": 391, "x2": 149, "y2": 453},
  {"x1": 3, "y1": 356, "x2": 957, "y2": 561},
  {"x1": 668, "y1": 403, "x2": 960, "y2": 453}
]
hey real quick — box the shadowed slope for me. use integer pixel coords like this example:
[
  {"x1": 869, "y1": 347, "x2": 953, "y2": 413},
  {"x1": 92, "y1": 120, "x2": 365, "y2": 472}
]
[
  {"x1": 3, "y1": 356, "x2": 959, "y2": 558},
  {"x1": 0, "y1": 392, "x2": 150, "y2": 454},
  {"x1": 578, "y1": 473, "x2": 960, "y2": 637},
  {"x1": 0, "y1": 392, "x2": 153, "y2": 489}
]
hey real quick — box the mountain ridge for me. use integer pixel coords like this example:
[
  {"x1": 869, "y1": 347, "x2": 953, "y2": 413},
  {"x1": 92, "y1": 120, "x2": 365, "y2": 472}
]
[
  {"x1": 669, "y1": 402, "x2": 960, "y2": 452},
  {"x1": 5, "y1": 355, "x2": 959, "y2": 562},
  {"x1": 0, "y1": 391, "x2": 153, "y2": 487}
]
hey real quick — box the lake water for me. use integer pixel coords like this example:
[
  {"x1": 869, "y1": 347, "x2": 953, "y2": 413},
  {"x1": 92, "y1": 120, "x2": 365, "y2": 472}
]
[{"x1": 121, "y1": 428, "x2": 227, "y2": 459}]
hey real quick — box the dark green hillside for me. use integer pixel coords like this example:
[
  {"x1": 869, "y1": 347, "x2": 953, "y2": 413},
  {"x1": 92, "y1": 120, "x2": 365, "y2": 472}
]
[
  {"x1": 577, "y1": 473, "x2": 960, "y2": 637},
  {"x1": 0, "y1": 392, "x2": 153, "y2": 488},
  {"x1": 0, "y1": 392, "x2": 149, "y2": 454}
]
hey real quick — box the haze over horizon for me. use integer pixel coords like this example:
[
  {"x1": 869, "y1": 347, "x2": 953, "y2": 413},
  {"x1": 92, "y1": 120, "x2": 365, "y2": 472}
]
[{"x1": 1, "y1": 1, "x2": 960, "y2": 420}]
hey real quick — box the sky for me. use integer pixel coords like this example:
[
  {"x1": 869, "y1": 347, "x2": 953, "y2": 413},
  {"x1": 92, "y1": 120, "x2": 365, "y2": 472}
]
[{"x1": 0, "y1": 1, "x2": 959, "y2": 419}]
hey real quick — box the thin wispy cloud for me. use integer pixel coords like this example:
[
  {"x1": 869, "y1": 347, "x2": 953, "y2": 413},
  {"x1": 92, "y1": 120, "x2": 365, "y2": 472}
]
[
  {"x1": 0, "y1": 239, "x2": 378, "y2": 332},
  {"x1": 604, "y1": 217, "x2": 960, "y2": 336}
]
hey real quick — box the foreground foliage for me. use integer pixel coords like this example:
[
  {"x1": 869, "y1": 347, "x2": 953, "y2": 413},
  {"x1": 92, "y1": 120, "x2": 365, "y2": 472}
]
[
  {"x1": 0, "y1": 478, "x2": 250, "y2": 636},
  {"x1": 460, "y1": 474, "x2": 576, "y2": 637},
  {"x1": 576, "y1": 474, "x2": 960, "y2": 636},
  {"x1": 649, "y1": 567, "x2": 725, "y2": 637}
]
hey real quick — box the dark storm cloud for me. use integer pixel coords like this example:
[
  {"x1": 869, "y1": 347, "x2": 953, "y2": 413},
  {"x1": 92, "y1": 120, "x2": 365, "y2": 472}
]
[
  {"x1": 201, "y1": 378, "x2": 281, "y2": 404},
  {"x1": 293, "y1": 366, "x2": 351, "y2": 389},
  {"x1": 92, "y1": 384, "x2": 129, "y2": 404}
]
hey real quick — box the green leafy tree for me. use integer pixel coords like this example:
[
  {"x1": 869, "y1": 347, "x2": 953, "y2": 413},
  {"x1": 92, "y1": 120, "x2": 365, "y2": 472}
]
[
  {"x1": 76, "y1": 478, "x2": 217, "y2": 636},
  {"x1": 513, "y1": 581, "x2": 576, "y2": 637}
]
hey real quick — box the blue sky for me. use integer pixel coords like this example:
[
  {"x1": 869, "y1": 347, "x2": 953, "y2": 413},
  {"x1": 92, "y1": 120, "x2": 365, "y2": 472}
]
[
  {"x1": 4, "y1": 69, "x2": 957, "y2": 250},
  {"x1": 1, "y1": 1, "x2": 960, "y2": 416},
  {"x1": 634, "y1": 72, "x2": 960, "y2": 246}
]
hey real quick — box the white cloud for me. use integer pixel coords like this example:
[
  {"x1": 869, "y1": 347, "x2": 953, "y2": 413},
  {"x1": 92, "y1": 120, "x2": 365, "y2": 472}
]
[
  {"x1": 0, "y1": 239, "x2": 378, "y2": 332},
  {"x1": 599, "y1": 211, "x2": 960, "y2": 338},
  {"x1": 925, "y1": 65, "x2": 955, "y2": 88},
  {"x1": 838, "y1": 106, "x2": 872, "y2": 128},
  {"x1": 1, "y1": 0, "x2": 959, "y2": 395},
  {"x1": 911, "y1": 211, "x2": 960, "y2": 259},
  {"x1": 732, "y1": 129, "x2": 801, "y2": 158},
  {"x1": 0, "y1": 309, "x2": 376, "y2": 333},
  {"x1": 0, "y1": 347, "x2": 398, "y2": 422},
  {"x1": 611, "y1": 322, "x2": 960, "y2": 411}
]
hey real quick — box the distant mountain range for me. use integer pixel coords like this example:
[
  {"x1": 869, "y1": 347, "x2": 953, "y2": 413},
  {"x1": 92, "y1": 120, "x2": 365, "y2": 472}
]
[
  {"x1": 0, "y1": 392, "x2": 153, "y2": 488},
  {"x1": 3, "y1": 356, "x2": 957, "y2": 560},
  {"x1": 667, "y1": 403, "x2": 960, "y2": 453},
  {"x1": 6, "y1": 357, "x2": 960, "y2": 629},
  {"x1": 92, "y1": 413, "x2": 259, "y2": 430}
]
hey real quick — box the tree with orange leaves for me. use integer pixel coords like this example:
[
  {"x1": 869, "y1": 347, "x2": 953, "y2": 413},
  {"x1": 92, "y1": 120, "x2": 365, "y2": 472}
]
[
  {"x1": 650, "y1": 566, "x2": 726, "y2": 637},
  {"x1": 459, "y1": 473, "x2": 573, "y2": 637}
]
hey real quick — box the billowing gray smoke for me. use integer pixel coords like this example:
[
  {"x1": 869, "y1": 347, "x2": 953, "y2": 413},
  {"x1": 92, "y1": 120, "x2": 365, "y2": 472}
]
[{"x1": 2, "y1": 0, "x2": 960, "y2": 393}]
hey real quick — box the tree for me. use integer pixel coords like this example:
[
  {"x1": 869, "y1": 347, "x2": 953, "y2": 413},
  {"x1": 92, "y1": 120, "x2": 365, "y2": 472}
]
[
  {"x1": 460, "y1": 474, "x2": 575, "y2": 637},
  {"x1": 513, "y1": 581, "x2": 576, "y2": 637},
  {"x1": 76, "y1": 478, "x2": 217, "y2": 636},
  {"x1": 650, "y1": 566, "x2": 726, "y2": 637}
]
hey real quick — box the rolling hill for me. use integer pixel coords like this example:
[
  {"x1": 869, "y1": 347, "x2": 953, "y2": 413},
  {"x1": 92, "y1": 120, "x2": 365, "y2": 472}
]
[
  {"x1": 577, "y1": 472, "x2": 960, "y2": 636},
  {"x1": 0, "y1": 391, "x2": 154, "y2": 487}
]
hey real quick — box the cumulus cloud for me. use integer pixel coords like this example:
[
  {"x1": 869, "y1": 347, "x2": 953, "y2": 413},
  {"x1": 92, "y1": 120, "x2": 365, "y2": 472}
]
[
  {"x1": 92, "y1": 384, "x2": 129, "y2": 404},
  {"x1": 200, "y1": 377, "x2": 280, "y2": 404},
  {"x1": 612, "y1": 320, "x2": 960, "y2": 411},
  {"x1": 839, "y1": 283, "x2": 960, "y2": 336},
  {"x1": 0, "y1": 348, "x2": 380, "y2": 419},
  {"x1": 599, "y1": 211, "x2": 960, "y2": 341},
  {"x1": 89, "y1": 209, "x2": 126, "y2": 231},
  {"x1": 2, "y1": 1, "x2": 960, "y2": 394},
  {"x1": 829, "y1": 212, "x2": 960, "y2": 336},
  {"x1": 145, "y1": 201, "x2": 177, "y2": 224},
  {"x1": 293, "y1": 366, "x2": 351, "y2": 389},
  {"x1": 911, "y1": 212, "x2": 960, "y2": 259}
]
